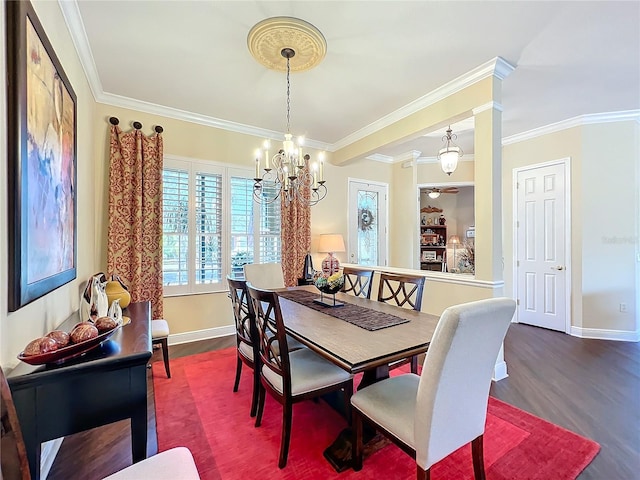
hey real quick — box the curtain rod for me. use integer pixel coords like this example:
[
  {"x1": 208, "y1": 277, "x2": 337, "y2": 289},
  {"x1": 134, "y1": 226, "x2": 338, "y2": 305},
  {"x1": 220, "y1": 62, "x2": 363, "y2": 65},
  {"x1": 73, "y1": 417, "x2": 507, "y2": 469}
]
[{"x1": 109, "y1": 116, "x2": 163, "y2": 133}]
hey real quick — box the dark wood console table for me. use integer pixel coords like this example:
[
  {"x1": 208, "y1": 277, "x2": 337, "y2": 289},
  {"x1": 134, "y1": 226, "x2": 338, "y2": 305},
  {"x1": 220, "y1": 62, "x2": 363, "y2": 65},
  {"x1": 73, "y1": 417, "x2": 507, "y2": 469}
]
[{"x1": 7, "y1": 301, "x2": 152, "y2": 480}]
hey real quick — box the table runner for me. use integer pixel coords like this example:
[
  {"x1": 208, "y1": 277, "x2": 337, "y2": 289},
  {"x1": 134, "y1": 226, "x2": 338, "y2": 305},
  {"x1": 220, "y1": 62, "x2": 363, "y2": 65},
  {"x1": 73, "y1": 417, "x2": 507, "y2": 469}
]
[{"x1": 277, "y1": 290, "x2": 410, "y2": 331}]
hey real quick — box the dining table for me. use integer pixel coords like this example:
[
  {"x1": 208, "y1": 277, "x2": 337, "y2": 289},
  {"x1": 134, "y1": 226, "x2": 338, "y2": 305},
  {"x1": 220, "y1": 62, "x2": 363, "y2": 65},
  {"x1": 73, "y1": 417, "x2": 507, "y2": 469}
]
[{"x1": 276, "y1": 286, "x2": 440, "y2": 471}]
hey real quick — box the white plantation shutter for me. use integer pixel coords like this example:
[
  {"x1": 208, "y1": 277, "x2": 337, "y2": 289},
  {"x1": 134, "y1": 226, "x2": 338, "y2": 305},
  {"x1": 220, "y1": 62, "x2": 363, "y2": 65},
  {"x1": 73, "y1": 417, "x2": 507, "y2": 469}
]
[
  {"x1": 259, "y1": 183, "x2": 281, "y2": 263},
  {"x1": 162, "y1": 168, "x2": 189, "y2": 287},
  {"x1": 230, "y1": 177, "x2": 255, "y2": 277},
  {"x1": 162, "y1": 160, "x2": 282, "y2": 295},
  {"x1": 194, "y1": 171, "x2": 222, "y2": 285},
  {"x1": 230, "y1": 175, "x2": 281, "y2": 276}
]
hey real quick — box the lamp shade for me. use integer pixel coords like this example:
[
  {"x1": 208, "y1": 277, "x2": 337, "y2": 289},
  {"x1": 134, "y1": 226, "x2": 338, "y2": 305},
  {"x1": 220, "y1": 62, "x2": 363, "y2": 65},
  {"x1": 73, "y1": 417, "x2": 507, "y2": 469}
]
[
  {"x1": 448, "y1": 235, "x2": 461, "y2": 245},
  {"x1": 439, "y1": 149, "x2": 460, "y2": 175},
  {"x1": 318, "y1": 234, "x2": 345, "y2": 253}
]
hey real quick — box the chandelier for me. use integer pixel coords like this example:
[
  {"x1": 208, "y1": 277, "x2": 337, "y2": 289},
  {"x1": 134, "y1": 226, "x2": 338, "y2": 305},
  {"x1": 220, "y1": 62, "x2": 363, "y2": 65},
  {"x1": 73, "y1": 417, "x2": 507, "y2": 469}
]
[
  {"x1": 438, "y1": 126, "x2": 463, "y2": 176},
  {"x1": 252, "y1": 48, "x2": 327, "y2": 206},
  {"x1": 248, "y1": 17, "x2": 328, "y2": 206}
]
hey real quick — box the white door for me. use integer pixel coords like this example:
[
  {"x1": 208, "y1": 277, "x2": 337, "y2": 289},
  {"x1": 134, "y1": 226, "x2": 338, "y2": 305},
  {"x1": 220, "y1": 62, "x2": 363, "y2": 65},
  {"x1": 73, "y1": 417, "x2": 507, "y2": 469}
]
[
  {"x1": 515, "y1": 161, "x2": 570, "y2": 332},
  {"x1": 347, "y1": 180, "x2": 388, "y2": 267}
]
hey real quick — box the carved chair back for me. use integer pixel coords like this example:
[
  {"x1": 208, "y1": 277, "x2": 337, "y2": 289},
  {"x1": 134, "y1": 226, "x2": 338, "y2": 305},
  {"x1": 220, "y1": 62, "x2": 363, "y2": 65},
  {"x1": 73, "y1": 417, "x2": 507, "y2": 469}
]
[
  {"x1": 227, "y1": 276, "x2": 258, "y2": 357},
  {"x1": 246, "y1": 285, "x2": 292, "y2": 398},
  {"x1": 342, "y1": 267, "x2": 375, "y2": 299},
  {"x1": 377, "y1": 272, "x2": 425, "y2": 312}
]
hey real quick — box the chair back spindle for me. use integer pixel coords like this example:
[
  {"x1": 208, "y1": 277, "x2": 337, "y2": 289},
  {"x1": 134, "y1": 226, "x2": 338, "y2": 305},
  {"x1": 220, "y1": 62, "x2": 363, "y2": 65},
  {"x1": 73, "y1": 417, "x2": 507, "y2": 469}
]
[
  {"x1": 342, "y1": 267, "x2": 374, "y2": 299},
  {"x1": 227, "y1": 276, "x2": 257, "y2": 354},
  {"x1": 247, "y1": 285, "x2": 292, "y2": 397},
  {"x1": 377, "y1": 273, "x2": 425, "y2": 311}
]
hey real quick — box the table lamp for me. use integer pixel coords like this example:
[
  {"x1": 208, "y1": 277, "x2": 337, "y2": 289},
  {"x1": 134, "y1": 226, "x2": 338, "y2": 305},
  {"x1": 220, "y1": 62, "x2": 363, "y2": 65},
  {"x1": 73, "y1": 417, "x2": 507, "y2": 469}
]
[
  {"x1": 318, "y1": 234, "x2": 345, "y2": 275},
  {"x1": 448, "y1": 235, "x2": 461, "y2": 272}
]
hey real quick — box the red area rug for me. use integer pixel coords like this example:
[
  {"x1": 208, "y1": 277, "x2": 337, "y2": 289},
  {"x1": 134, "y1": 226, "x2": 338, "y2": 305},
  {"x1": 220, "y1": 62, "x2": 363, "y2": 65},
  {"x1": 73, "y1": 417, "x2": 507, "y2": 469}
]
[{"x1": 152, "y1": 348, "x2": 599, "y2": 479}]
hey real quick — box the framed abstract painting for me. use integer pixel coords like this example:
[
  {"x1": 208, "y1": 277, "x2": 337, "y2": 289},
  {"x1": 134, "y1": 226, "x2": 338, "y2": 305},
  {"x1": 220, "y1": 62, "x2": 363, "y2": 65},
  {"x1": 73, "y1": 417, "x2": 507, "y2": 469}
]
[{"x1": 6, "y1": 0, "x2": 77, "y2": 311}]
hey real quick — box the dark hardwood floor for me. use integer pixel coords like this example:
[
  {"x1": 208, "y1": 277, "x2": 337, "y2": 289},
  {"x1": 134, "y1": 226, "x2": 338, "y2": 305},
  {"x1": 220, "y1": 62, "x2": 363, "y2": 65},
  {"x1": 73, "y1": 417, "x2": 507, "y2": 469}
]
[{"x1": 46, "y1": 324, "x2": 639, "y2": 479}]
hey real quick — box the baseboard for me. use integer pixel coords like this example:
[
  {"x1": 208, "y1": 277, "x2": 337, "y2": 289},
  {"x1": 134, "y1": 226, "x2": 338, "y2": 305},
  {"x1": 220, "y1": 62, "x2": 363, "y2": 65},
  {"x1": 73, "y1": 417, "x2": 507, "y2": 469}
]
[
  {"x1": 493, "y1": 360, "x2": 508, "y2": 381},
  {"x1": 41, "y1": 437, "x2": 64, "y2": 479},
  {"x1": 168, "y1": 325, "x2": 235, "y2": 346},
  {"x1": 570, "y1": 326, "x2": 640, "y2": 342}
]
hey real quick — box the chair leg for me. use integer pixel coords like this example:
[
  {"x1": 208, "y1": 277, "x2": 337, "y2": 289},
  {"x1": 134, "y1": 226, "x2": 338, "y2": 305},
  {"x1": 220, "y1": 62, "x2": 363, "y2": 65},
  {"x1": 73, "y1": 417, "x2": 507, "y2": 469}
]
[
  {"x1": 255, "y1": 384, "x2": 266, "y2": 428},
  {"x1": 250, "y1": 367, "x2": 260, "y2": 417},
  {"x1": 278, "y1": 401, "x2": 293, "y2": 469},
  {"x1": 160, "y1": 338, "x2": 171, "y2": 378},
  {"x1": 410, "y1": 355, "x2": 419, "y2": 374},
  {"x1": 233, "y1": 356, "x2": 242, "y2": 392},
  {"x1": 352, "y1": 409, "x2": 363, "y2": 471},
  {"x1": 471, "y1": 435, "x2": 486, "y2": 480}
]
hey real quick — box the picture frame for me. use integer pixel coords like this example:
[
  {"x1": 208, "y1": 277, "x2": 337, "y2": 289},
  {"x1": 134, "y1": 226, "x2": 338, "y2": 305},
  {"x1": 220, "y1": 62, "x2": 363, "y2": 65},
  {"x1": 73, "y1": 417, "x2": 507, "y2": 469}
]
[
  {"x1": 6, "y1": 0, "x2": 77, "y2": 311},
  {"x1": 421, "y1": 251, "x2": 437, "y2": 262}
]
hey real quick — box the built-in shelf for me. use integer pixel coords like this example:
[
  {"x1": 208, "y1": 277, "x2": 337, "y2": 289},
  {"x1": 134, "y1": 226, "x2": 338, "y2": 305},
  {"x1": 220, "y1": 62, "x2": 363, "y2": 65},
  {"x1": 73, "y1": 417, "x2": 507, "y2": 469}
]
[{"x1": 420, "y1": 223, "x2": 447, "y2": 271}]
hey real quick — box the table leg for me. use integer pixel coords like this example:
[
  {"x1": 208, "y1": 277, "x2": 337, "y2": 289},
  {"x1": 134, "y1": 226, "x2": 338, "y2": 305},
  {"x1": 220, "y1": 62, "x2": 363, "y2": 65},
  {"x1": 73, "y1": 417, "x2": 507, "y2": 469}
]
[
  {"x1": 358, "y1": 364, "x2": 390, "y2": 389},
  {"x1": 24, "y1": 435, "x2": 41, "y2": 480},
  {"x1": 322, "y1": 364, "x2": 390, "y2": 472},
  {"x1": 131, "y1": 405, "x2": 148, "y2": 463},
  {"x1": 130, "y1": 364, "x2": 149, "y2": 463}
]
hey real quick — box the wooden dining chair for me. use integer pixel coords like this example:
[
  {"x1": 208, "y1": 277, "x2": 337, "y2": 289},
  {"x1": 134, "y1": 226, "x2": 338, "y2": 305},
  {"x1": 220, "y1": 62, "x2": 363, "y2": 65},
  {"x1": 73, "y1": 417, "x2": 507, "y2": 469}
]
[
  {"x1": 351, "y1": 298, "x2": 516, "y2": 480},
  {"x1": 246, "y1": 284, "x2": 354, "y2": 469},
  {"x1": 377, "y1": 272, "x2": 426, "y2": 373},
  {"x1": 1, "y1": 368, "x2": 200, "y2": 480},
  {"x1": 228, "y1": 275, "x2": 261, "y2": 417},
  {"x1": 342, "y1": 267, "x2": 374, "y2": 299}
]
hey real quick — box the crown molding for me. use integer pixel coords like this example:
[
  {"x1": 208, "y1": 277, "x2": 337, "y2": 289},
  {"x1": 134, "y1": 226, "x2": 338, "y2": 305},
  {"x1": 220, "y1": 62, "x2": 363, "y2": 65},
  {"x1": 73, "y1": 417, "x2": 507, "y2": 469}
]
[
  {"x1": 502, "y1": 110, "x2": 640, "y2": 146},
  {"x1": 96, "y1": 91, "x2": 332, "y2": 151},
  {"x1": 403, "y1": 155, "x2": 475, "y2": 167},
  {"x1": 57, "y1": 8, "x2": 634, "y2": 158},
  {"x1": 396, "y1": 150, "x2": 422, "y2": 163},
  {"x1": 332, "y1": 56, "x2": 515, "y2": 151},
  {"x1": 493, "y1": 57, "x2": 517, "y2": 80},
  {"x1": 58, "y1": 0, "x2": 103, "y2": 99},
  {"x1": 60, "y1": 1, "x2": 332, "y2": 151},
  {"x1": 365, "y1": 153, "x2": 395, "y2": 164},
  {"x1": 473, "y1": 101, "x2": 503, "y2": 115},
  {"x1": 416, "y1": 155, "x2": 475, "y2": 165}
]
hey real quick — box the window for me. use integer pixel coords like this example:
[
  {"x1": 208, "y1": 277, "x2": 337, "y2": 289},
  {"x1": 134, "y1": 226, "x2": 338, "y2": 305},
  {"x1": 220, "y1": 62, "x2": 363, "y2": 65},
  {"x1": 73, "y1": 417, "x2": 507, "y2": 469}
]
[
  {"x1": 162, "y1": 158, "x2": 281, "y2": 295},
  {"x1": 229, "y1": 173, "x2": 281, "y2": 278}
]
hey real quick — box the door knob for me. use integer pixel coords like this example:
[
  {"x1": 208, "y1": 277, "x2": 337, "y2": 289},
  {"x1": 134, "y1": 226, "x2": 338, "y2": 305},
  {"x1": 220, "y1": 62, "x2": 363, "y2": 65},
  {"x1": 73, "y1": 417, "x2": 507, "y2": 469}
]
[{"x1": 551, "y1": 265, "x2": 564, "y2": 271}]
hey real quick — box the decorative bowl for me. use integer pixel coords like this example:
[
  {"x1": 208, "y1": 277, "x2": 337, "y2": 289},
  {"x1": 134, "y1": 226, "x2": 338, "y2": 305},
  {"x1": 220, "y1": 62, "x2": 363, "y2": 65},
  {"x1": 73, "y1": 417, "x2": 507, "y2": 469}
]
[{"x1": 315, "y1": 274, "x2": 344, "y2": 294}]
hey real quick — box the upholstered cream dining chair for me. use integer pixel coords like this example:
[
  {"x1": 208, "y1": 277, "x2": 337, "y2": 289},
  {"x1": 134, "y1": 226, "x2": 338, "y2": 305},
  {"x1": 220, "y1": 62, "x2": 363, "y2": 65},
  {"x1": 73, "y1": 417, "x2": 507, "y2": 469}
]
[
  {"x1": 243, "y1": 262, "x2": 285, "y2": 289},
  {"x1": 247, "y1": 284, "x2": 354, "y2": 469},
  {"x1": 351, "y1": 297, "x2": 516, "y2": 480}
]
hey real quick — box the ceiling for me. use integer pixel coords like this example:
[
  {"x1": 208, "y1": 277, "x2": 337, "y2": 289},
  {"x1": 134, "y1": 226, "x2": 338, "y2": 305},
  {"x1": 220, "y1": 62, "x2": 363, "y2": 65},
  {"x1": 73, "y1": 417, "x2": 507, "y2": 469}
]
[{"x1": 64, "y1": 1, "x2": 640, "y2": 160}]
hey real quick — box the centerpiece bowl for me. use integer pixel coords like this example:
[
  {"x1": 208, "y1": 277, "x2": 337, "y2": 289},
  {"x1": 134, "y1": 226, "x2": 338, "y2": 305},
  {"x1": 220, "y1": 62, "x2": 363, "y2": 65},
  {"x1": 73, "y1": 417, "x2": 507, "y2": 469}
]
[{"x1": 313, "y1": 273, "x2": 345, "y2": 307}]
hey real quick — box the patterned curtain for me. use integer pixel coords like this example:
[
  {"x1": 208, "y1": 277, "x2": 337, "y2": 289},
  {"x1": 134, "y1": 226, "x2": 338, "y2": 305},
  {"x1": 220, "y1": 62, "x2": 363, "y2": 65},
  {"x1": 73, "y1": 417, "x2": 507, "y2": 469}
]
[
  {"x1": 107, "y1": 124, "x2": 163, "y2": 319},
  {"x1": 280, "y1": 182, "x2": 311, "y2": 287}
]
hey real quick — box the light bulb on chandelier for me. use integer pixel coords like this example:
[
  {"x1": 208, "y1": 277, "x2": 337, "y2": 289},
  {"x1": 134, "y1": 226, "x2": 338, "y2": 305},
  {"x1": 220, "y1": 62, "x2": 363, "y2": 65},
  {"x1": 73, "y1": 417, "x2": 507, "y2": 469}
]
[{"x1": 252, "y1": 47, "x2": 328, "y2": 206}]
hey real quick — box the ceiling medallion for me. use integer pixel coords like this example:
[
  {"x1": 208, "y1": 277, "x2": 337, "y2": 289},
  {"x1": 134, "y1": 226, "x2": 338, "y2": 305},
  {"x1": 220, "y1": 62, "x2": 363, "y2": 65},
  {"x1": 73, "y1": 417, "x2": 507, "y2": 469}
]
[{"x1": 247, "y1": 16, "x2": 327, "y2": 72}]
